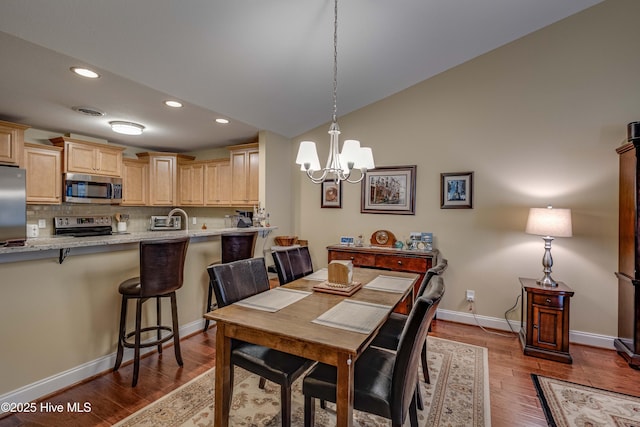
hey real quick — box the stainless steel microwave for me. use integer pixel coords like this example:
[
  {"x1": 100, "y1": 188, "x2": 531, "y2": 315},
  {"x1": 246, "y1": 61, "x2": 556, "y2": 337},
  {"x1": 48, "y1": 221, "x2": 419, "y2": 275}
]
[{"x1": 63, "y1": 173, "x2": 123, "y2": 204}]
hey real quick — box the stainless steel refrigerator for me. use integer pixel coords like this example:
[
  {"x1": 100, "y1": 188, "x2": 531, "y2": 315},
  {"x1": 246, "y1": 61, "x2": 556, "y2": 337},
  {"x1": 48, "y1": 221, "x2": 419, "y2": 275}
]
[{"x1": 0, "y1": 166, "x2": 26, "y2": 245}]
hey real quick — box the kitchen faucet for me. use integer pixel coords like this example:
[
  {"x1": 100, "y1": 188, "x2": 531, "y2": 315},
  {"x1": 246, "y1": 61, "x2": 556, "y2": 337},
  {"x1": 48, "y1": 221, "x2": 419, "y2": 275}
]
[{"x1": 167, "y1": 208, "x2": 189, "y2": 232}]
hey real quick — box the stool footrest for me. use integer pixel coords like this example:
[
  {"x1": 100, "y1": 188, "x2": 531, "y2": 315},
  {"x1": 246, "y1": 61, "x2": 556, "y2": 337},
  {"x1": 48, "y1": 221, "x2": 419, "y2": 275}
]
[{"x1": 122, "y1": 325, "x2": 174, "y2": 349}]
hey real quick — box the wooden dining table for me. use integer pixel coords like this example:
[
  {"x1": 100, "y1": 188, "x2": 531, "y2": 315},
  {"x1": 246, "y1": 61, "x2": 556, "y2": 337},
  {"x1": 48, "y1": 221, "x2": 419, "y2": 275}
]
[{"x1": 204, "y1": 267, "x2": 419, "y2": 427}]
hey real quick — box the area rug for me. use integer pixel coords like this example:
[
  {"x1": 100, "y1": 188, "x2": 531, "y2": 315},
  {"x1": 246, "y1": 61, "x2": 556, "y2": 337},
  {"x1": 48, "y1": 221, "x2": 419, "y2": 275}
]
[
  {"x1": 114, "y1": 336, "x2": 490, "y2": 426},
  {"x1": 531, "y1": 374, "x2": 640, "y2": 427}
]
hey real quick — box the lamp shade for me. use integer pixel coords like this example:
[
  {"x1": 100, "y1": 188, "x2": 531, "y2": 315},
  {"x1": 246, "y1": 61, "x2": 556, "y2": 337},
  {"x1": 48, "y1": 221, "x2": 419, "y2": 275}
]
[
  {"x1": 525, "y1": 207, "x2": 572, "y2": 237},
  {"x1": 295, "y1": 141, "x2": 321, "y2": 171}
]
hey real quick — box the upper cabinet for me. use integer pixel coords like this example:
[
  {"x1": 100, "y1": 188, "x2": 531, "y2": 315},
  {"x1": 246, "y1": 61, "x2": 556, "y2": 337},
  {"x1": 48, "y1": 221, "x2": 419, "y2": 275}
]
[
  {"x1": 136, "y1": 152, "x2": 195, "y2": 206},
  {"x1": 229, "y1": 143, "x2": 259, "y2": 206},
  {"x1": 24, "y1": 143, "x2": 62, "y2": 204},
  {"x1": 50, "y1": 136, "x2": 124, "y2": 177},
  {"x1": 121, "y1": 157, "x2": 149, "y2": 206},
  {"x1": 0, "y1": 120, "x2": 29, "y2": 167},
  {"x1": 177, "y1": 160, "x2": 205, "y2": 206},
  {"x1": 204, "y1": 159, "x2": 231, "y2": 206}
]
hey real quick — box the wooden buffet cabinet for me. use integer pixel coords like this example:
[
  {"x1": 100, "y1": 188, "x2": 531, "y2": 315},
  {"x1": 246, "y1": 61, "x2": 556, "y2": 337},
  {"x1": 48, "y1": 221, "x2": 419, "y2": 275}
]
[
  {"x1": 615, "y1": 141, "x2": 640, "y2": 368},
  {"x1": 327, "y1": 245, "x2": 438, "y2": 313},
  {"x1": 519, "y1": 277, "x2": 574, "y2": 363}
]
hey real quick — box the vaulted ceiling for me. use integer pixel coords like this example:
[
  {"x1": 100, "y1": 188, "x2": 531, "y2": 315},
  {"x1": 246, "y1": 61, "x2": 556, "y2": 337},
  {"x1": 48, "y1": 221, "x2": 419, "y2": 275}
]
[{"x1": 0, "y1": 0, "x2": 603, "y2": 152}]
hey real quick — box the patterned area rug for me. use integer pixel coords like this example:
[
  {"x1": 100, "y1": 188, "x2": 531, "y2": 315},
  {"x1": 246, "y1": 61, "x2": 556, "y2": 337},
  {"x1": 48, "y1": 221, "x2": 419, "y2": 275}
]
[
  {"x1": 114, "y1": 337, "x2": 490, "y2": 426},
  {"x1": 531, "y1": 374, "x2": 640, "y2": 427}
]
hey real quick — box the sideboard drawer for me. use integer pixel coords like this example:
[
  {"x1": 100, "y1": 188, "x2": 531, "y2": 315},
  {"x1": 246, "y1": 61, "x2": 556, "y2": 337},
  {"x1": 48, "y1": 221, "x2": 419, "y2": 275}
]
[
  {"x1": 329, "y1": 251, "x2": 376, "y2": 267},
  {"x1": 532, "y1": 294, "x2": 563, "y2": 309},
  {"x1": 375, "y1": 255, "x2": 428, "y2": 273}
]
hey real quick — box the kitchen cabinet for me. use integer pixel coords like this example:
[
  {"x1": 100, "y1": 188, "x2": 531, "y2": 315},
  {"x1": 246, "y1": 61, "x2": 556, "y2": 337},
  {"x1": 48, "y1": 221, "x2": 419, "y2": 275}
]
[
  {"x1": 50, "y1": 136, "x2": 124, "y2": 177},
  {"x1": 327, "y1": 245, "x2": 437, "y2": 314},
  {"x1": 228, "y1": 143, "x2": 259, "y2": 206},
  {"x1": 519, "y1": 277, "x2": 574, "y2": 363},
  {"x1": 136, "y1": 152, "x2": 194, "y2": 206},
  {"x1": 204, "y1": 159, "x2": 231, "y2": 206},
  {"x1": 121, "y1": 157, "x2": 148, "y2": 206},
  {"x1": 0, "y1": 120, "x2": 29, "y2": 166},
  {"x1": 178, "y1": 160, "x2": 205, "y2": 206},
  {"x1": 24, "y1": 143, "x2": 63, "y2": 204}
]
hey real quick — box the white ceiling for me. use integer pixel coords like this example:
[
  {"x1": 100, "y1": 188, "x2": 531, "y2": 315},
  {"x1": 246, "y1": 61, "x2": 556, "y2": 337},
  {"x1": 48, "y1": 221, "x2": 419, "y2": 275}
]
[{"x1": 0, "y1": 0, "x2": 603, "y2": 152}]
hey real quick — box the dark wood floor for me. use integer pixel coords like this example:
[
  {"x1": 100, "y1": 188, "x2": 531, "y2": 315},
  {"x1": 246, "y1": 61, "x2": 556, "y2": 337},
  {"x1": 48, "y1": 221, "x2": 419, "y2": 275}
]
[{"x1": 1, "y1": 320, "x2": 639, "y2": 426}]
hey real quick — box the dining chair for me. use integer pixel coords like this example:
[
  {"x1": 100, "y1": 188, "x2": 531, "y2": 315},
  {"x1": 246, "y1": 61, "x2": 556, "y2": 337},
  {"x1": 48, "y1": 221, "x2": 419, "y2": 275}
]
[
  {"x1": 113, "y1": 236, "x2": 189, "y2": 387},
  {"x1": 371, "y1": 256, "x2": 448, "y2": 384},
  {"x1": 302, "y1": 294, "x2": 441, "y2": 427},
  {"x1": 271, "y1": 245, "x2": 313, "y2": 285},
  {"x1": 203, "y1": 231, "x2": 257, "y2": 332},
  {"x1": 207, "y1": 257, "x2": 314, "y2": 427}
]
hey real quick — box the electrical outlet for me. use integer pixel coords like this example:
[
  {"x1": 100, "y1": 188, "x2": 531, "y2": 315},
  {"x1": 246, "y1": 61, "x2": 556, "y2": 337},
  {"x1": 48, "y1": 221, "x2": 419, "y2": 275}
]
[
  {"x1": 192, "y1": 217, "x2": 197, "y2": 225},
  {"x1": 38, "y1": 219, "x2": 46, "y2": 229},
  {"x1": 465, "y1": 290, "x2": 475, "y2": 302}
]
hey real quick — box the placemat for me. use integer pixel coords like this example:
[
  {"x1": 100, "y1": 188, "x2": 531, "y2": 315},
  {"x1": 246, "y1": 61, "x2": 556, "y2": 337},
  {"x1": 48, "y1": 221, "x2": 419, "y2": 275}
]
[
  {"x1": 304, "y1": 268, "x2": 328, "y2": 281},
  {"x1": 233, "y1": 288, "x2": 311, "y2": 312},
  {"x1": 312, "y1": 300, "x2": 391, "y2": 334},
  {"x1": 363, "y1": 274, "x2": 414, "y2": 293}
]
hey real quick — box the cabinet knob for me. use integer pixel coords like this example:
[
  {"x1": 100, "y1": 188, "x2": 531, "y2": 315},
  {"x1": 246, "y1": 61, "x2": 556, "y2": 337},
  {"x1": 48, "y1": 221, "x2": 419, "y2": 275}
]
[
  {"x1": 350, "y1": 257, "x2": 355, "y2": 260},
  {"x1": 533, "y1": 324, "x2": 539, "y2": 329},
  {"x1": 397, "y1": 260, "x2": 402, "y2": 265},
  {"x1": 545, "y1": 298, "x2": 551, "y2": 304}
]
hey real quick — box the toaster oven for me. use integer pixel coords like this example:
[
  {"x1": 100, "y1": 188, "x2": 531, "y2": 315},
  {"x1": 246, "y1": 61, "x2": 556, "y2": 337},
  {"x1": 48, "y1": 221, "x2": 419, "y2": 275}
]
[{"x1": 150, "y1": 215, "x2": 182, "y2": 231}]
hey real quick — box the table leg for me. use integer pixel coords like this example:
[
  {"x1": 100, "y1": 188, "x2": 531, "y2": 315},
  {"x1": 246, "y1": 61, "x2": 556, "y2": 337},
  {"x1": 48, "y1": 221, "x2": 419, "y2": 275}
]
[
  {"x1": 214, "y1": 323, "x2": 232, "y2": 427},
  {"x1": 335, "y1": 352, "x2": 354, "y2": 427}
]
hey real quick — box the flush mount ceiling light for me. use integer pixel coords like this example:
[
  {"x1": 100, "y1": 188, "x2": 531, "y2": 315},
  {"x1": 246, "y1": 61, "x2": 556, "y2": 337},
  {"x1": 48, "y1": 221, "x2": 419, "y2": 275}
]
[
  {"x1": 70, "y1": 66, "x2": 100, "y2": 79},
  {"x1": 164, "y1": 100, "x2": 183, "y2": 108},
  {"x1": 109, "y1": 121, "x2": 145, "y2": 136},
  {"x1": 295, "y1": 0, "x2": 374, "y2": 184},
  {"x1": 72, "y1": 106, "x2": 105, "y2": 117},
  {"x1": 215, "y1": 118, "x2": 230, "y2": 124}
]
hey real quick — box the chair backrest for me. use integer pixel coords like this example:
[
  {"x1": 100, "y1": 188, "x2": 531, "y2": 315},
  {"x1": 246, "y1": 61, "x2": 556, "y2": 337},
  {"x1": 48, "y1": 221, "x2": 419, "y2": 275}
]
[
  {"x1": 221, "y1": 232, "x2": 258, "y2": 264},
  {"x1": 415, "y1": 253, "x2": 447, "y2": 298},
  {"x1": 271, "y1": 246, "x2": 313, "y2": 285},
  {"x1": 390, "y1": 275, "x2": 445, "y2": 424},
  {"x1": 207, "y1": 257, "x2": 270, "y2": 307},
  {"x1": 139, "y1": 237, "x2": 190, "y2": 298}
]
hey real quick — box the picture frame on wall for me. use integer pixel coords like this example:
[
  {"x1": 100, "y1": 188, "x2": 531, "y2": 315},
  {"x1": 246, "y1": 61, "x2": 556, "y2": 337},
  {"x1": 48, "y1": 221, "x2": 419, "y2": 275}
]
[
  {"x1": 321, "y1": 179, "x2": 342, "y2": 208},
  {"x1": 361, "y1": 165, "x2": 417, "y2": 215},
  {"x1": 441, "y1": 171, "x2": 474, "y2": 209}
]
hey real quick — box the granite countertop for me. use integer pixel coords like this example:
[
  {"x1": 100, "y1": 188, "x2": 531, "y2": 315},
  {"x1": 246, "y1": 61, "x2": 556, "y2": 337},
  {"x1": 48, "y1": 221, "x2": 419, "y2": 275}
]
[{"x1": 0, "y1": 226, "x2": 277, "y2": 255}]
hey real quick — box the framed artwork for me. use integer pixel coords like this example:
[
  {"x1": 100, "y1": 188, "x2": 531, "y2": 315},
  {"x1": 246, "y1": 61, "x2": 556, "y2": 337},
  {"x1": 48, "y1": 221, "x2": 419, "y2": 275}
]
[
  {"x1": 321, "y1": 179, "x2": 342, "y2": 208},
  {"x1": 361, "y1": 165, "x2": 416, "y2": 215},
  {"x1": 441, "y1": 171, "x2": 474, "y2": 209}
]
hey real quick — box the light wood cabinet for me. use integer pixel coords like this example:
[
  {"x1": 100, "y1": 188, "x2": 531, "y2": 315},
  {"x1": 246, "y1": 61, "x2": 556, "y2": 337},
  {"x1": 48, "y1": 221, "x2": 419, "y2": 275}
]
[
  {"x1": 121, "y1": 157, "x2": 148, "y2": 206},
  {"x1": 204, "y1": 159, "x2": 231, "y2": 205},
  {"x1": 24, "y1": 143, "x2": 62, "y2": 204},
  {"x1": 50, "y1": 136, "x2": 124, "y2": 177},
  {"x1": 177, "y1": 160, "x2": 205, "y2": 206},
  {"x1": 136, "y1": 152, "x2": 194, "y2": 206},
  {"x1": 228, "y1": 143, "x2": 259, "y2": 206},
  {"x1": 0, "y1": 120, "x2": 29, "y2": 166}
]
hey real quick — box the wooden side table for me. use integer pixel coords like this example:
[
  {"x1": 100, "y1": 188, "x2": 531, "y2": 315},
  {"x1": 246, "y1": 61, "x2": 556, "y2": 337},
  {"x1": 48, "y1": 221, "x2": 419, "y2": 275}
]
[{"x1": 519, "y1": 277, "x2": 574, "y2": 363}]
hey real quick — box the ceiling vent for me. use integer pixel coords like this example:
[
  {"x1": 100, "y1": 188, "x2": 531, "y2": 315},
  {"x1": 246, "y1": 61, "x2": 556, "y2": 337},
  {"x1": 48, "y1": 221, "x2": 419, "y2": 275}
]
[{"x1": 72, "y1": 106, "x2": 105, "y2": 117}]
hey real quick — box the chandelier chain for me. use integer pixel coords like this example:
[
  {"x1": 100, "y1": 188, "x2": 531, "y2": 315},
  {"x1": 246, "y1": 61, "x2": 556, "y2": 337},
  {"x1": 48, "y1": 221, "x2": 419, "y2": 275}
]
[{"x1": 332, "y1": 0, "x2": 338, "y2": 125}]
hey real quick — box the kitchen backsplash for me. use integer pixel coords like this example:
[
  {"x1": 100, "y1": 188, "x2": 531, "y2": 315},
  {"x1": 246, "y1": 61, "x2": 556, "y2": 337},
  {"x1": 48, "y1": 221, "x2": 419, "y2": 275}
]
[{"x1": 26, "y1": 205, "x2": 241, "y2": 237}]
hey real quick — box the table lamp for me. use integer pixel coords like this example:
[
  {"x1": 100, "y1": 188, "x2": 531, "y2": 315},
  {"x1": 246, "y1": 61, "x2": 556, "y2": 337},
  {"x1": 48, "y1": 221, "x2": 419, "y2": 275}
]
[{"x1": 525, "y1": 206, "x2": 572, "y2": 286}]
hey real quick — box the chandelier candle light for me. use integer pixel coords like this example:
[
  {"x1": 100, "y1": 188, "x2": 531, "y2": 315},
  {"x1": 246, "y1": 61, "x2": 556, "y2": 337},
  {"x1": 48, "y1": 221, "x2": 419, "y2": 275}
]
[
  {"x1": 525, "y1": 206, "x2": 573, "y2": 286},
  {"x1": 295, "y1": 0, "x2": 375, "y2": 184}
]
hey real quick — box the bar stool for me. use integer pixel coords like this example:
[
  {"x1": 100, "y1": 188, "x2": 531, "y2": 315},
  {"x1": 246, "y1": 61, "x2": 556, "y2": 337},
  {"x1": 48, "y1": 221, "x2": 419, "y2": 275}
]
[
  {"x1": 113, "y1": 236, "x2": 190, "y2": 387},
  {"x1": 203, "y1": 231, "x2": 257, "y2": 332}
]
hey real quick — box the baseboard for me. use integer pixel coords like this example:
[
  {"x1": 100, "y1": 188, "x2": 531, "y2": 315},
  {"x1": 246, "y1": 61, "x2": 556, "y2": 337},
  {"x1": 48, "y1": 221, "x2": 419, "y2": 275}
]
[
  {"x1": 0, "y1": 319, "x2": 205, "y2": 414},
  {"x1": 435, "y1": 309, "x2": 616, "y2": 350}
]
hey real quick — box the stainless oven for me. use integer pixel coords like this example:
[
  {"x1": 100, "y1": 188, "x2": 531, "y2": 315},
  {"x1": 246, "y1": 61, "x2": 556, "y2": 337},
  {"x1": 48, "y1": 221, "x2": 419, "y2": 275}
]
[{"x1": 64, "y1": 173, "x2": 122, "y2": 204}]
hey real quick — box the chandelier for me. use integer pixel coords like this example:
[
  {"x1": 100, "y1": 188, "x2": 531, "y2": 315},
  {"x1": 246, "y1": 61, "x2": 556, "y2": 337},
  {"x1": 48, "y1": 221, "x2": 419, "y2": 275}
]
[{"x1": 295, "y1": 0, "x2": 375, "y2": 184}]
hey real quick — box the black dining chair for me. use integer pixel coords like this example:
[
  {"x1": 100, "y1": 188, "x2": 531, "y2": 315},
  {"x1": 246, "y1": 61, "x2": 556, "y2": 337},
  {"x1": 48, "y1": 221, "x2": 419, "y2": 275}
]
[
  {"x1": 302, "y1": 293, "x2": 442, "y2": 427},
  {"x1": 207, "y1": 257, "x2": 314, "y2": 427},
  {"x1": 113, "y1": 236, "x2": 190, "y2": 387},
  {"x1": 203, "y1": 231, "x2": 257, "y2": 332},
  {"x1": 271, "y1": 246, "x2": 313, "y2": 286},
  {"x1": 371, "y1": 255, "x2": 448, "y2": 384}
]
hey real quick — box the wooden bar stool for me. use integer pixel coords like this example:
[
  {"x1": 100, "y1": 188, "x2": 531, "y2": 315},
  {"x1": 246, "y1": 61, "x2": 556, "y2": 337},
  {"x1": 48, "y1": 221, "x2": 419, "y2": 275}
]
[
  {"x1": 113, "y1": 236, "x2": 190, "y2": 387},
  {"x1": 203, "y1": 231, "x2": 257, "y2": 332}
]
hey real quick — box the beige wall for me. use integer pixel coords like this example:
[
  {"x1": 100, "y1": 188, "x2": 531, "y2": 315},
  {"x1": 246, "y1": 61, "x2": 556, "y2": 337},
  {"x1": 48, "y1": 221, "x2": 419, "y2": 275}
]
[{"x1": 293, "y1": 0, "x2": 640, "y2": 337}]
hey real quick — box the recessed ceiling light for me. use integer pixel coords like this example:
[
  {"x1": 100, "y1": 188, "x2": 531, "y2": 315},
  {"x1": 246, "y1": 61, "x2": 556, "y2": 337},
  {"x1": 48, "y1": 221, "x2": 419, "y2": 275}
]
[
  {"x1": 72, "y1": 106, "x2": 105, "y2": 117},
  {"x1": 215, "y1": 118, "x2": 230, "y2": 124},
  {"x1": 109, "y1": 121, "x2": 145, "y2": 136},
  {"x1": 70, "y1": 67, "x2": 100, "y2": 79},
  {"x1": 164, "y1": 100, "x2": 183, "y2": 108}
]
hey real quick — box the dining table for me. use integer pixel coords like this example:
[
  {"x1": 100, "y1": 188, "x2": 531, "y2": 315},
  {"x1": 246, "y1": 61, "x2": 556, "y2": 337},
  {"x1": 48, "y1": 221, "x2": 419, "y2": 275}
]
[{"x1": 204, "y1": 266, "x2": 419, "y2": 427}]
